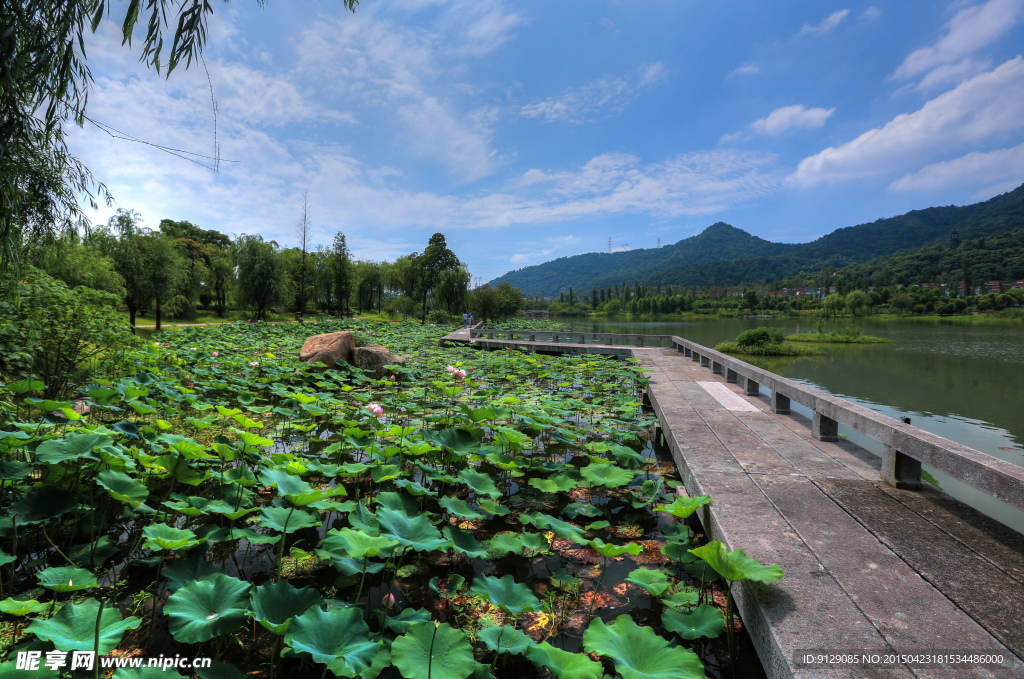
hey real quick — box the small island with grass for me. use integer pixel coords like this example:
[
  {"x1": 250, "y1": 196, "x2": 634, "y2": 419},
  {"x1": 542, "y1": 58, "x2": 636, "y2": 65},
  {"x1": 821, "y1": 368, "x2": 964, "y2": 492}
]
[
  {"x1": 716, "y1": 327, "x2": 825, "y2": 357},
  {"x1": 786, "y1": 326, "x2": 891, "y2": 344}
]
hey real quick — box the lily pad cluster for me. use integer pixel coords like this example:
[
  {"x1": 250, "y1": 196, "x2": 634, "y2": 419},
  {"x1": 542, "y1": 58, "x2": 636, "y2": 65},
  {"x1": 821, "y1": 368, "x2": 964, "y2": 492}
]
[{"x1": 0, "y1": 318, "x2": 781, "y2": 678}]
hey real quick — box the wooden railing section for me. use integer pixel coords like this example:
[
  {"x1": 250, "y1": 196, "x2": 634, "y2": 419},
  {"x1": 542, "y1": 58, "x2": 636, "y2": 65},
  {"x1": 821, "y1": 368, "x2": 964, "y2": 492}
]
[{"x1": 671, "y1": 335, "x2": 1024, "y2": 511}]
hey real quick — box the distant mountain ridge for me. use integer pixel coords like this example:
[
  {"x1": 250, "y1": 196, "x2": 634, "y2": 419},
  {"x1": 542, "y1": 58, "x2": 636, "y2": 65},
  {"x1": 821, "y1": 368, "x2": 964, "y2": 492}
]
[{"x1": 489, "y1": 184, "x2": 1024, "y2": 296}]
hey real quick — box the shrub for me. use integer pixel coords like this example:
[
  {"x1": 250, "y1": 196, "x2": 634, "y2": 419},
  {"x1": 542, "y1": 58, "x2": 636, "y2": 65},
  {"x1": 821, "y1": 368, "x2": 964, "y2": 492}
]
[
  {"x1": 426, "y1": 309, "x2": 453, "y2": 325},
  {"x1": 735, "y1": 327, "x2": 785, "y2": 347},
  {"x1": 0, "y1": 267, "x2": 140, "y2": 399}
]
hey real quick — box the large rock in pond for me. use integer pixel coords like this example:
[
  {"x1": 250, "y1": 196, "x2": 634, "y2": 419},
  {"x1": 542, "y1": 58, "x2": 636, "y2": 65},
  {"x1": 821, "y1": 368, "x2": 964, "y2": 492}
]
[
  {"x1": 299, "y1": 332, "x2": 355, "y2": 368},
  {"x1": 353, "y1": 345, "x2": 405, "y2": 376}
]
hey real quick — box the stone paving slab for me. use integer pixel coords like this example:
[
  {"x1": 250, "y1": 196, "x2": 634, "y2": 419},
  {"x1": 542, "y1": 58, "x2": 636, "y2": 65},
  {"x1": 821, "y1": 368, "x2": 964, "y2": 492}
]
[{"x1": 820, "y1": 478, "x2": 1024, "y2": 659}]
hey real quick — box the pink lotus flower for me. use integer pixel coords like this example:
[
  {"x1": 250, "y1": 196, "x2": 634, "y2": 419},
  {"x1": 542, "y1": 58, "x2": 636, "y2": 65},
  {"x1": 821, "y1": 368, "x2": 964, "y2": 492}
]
[
  {"x1": 153, "y1": 342, "x2": 161, "y2": 347},
  {"x1": 383, "y1": 593, "x2": 396, "y2": 607},
  {"x1": 454, "y1": 369, "x2": 466, "y2": 379},
  {"x1": 367, "y1": 403, "x2": 384, "y2": 417},
  {"x1": 212, "y1": 352, "x2": 219, "y2": 357},
  {"x1": 390, "y1": 375, "x2": 396, "y2": 381},
  {"x1": 249, "y1": 361, "x2": 260, "y2": 367}
]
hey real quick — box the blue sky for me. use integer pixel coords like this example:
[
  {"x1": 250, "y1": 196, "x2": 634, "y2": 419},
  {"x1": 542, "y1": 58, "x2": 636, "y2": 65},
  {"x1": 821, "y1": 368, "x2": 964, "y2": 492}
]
[{"x1": 70, "y1": 0, "x2": 1024, "y2": 283}]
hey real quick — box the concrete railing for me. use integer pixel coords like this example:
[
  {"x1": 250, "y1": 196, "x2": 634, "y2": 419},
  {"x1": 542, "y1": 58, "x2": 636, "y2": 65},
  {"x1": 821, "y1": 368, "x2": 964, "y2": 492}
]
[
  {"x1": 672, "y1": 336, "x2": 1024, "y2": 511},
  {"x1": 469, "y1": 328, "x2": 673, "y2": 347}
]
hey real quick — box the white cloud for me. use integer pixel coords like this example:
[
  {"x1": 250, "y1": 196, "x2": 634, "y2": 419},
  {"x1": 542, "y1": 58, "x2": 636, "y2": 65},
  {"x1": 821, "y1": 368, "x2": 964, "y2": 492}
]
[
  {"x1": 291, "y1": 1, "x2": 522, "y2": 180},
  {"x1": 892, "y1": 0, "x2": 1024, "y2": 83},
  {"x1": 750, "y1": 105, "x2": 835, "y2": 135},
  {"x1": 397, "y1": 96, "x2": 499, "y2": 183},
  {"x1": 890, "y1": 142, "x2": 1024, "y2": 192},
  {"x1": 863, "y1": 7, "x2": 882, "y2": 20},
  {"x1": 799, "y1": 9, "x2": 849, "y2": 35},
  {"x1": 509, "y1": 236, "x2": 580, "y2": 265},
  {"x1": 729, "y1": 63, "x2": 761, "y2": 77},
  {"x1": 791, "y1": 57, "x2": 1024, "y2": 185},
  {"x1": 520, "y1": 63, "x2": 666, "y2": 124}
]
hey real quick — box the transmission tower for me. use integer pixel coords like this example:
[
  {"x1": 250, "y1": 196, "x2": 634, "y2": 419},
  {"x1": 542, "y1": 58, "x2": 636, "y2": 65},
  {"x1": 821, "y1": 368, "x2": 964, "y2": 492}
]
[{"x1": 608, "y1": 238, "x2": 612, "y2": 254}]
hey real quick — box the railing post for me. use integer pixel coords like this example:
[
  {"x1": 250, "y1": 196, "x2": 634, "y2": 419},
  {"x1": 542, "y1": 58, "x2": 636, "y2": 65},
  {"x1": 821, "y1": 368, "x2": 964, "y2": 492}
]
[
  {"x1": 712, "y1": 361, "x2": 723, "y2": 375},
  {"x1": 683, "y1": 347, "x2": 692, "y2": 357},
  {"x1": 700, "y1": 355, "x2": 710, "y2": 368},
  {"x1": 553, "y1": 334, "x2": 559, "y2": 343},
  {"x1": 726, "y1": 368, "x2": 738, "y2": 383},
  {"x1": 529, "y1": 333, "x2": 536, "y2": 342},
  {"x1": 881, "y1": 447, "x2": 923, "y2": 489},
  {"x1": 813, "y1": 412, "x2": 839, "y2": 442},
  {"x1": 745, "y1": 378, "x2": 759, "y2": 396},
  {"x1": 771, "y1": 392, "x2": 790, "y2": 414},
  {"x1": 637, "y1": 337, "x2": 644, "y2": 347}
]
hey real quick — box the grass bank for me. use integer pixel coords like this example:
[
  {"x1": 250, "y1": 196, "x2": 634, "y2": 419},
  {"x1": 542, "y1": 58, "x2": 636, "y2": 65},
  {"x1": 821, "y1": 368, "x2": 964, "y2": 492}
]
[
  {"x1": 786, "y1": 331, "x2": 890, "y2": 344},
  {"x1": 715, "y1": 340, "x2": 824, "y2": 357}
]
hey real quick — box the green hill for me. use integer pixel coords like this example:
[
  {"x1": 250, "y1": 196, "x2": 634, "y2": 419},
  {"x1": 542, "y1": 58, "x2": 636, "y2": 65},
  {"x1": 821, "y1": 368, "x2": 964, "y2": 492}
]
[{"x1": 490, "y1": 183, "x2": 1024, "y2": 296}]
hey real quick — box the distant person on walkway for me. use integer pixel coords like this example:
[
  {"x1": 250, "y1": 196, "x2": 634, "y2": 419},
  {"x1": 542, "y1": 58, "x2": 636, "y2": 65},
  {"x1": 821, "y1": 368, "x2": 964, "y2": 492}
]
[
  {"x1": 468, "y1": 312, "x2": 474, "y2": 326},
  {"x1": 462, "y1": 313, "x2": 468, "y2": 327}
]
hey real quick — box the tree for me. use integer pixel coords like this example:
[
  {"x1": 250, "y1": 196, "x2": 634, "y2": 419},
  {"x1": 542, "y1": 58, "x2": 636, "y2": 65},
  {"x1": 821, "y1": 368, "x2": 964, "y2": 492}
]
[
  {"x1": 295, "y1": 190, "x2": 313, "y2": 312},
  {"x1": 1, "y1": 0, "x2": 358, "y2": 289},
  {"x1": 822, "y1": 293, "x2": 844, "y2": 319},
  {"x1": 889, "y1": 293, "x2": 915, "y2": 316},
  {"x1": 416, "y1": 233, "x2": 459, "y2": 323},
  {"x1": 234, "y1": 234, "x2": 290, "y2": 321},
  {"x1": 332, "y1": 232, "x2": 354, "y2": 315},
  {"x1": 469, "y1": 284, "x2": 498, "y2": 323},
  {"x1": 845, "y1": 290, "x2": 867, "y2": 315},
  {"x1": 494, "y1": 281, "x2": 524, "y2": 319}
]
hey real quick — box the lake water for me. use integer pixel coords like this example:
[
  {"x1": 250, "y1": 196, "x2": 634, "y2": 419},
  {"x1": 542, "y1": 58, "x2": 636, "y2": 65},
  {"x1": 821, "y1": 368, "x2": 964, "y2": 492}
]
[{"x1": 565, "y1": 316, "x2": 1024, "y2": 530}]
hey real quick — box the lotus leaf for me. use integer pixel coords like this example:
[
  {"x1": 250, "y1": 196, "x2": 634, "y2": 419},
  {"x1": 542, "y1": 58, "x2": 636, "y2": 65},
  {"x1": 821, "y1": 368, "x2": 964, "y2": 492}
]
[
  {"x1": 250, "y1": 581, "x2": 324, "y2": 635},
  {"x1": 525, "y1": 642, "x2": 604, "y2": 679},
  {"x1": 583, "y1": 615, "x2": 706, "y2": 679},
  {"x1": 528, "y1": 475, "x2": 578, "y2": 493},
  {"x1": 477, "y1": 625, "x2": 532, "y2": 655},
  {"x1": 163, "y1": 554, "x2": 223, "y2": 591},
  {"x1": 477, "y1": 498, "x2": 510, "y2": 516},
  {"x1": 519, "y1": 512, "x2": 586, "y2": 543},
  {"x1": 661, "y1": 588, "x2": 700, "y2": 609},
  {"x1": 443, "y1": 527, "x2": 487, "y2": 558},
  {"x1": 10, "y1": 490, "x2": 78, "y2": 524},
  {"x1": 143, "y1": 524, "x2": 205, "y2": 552},
  {"x1": 485, "y1": 532, "x2": 525, "y2": 556},
  {"x1": 165, "y1": 573, "x2": 252, "y2": 644},
  {"x1": 27, "y1": 599, "x2": 141, "y2": 653},
  {"x1": 0, "y1": 597, "x2": 48, "y2": 616},
  {"x1": 438, "y1": 496, "x2": 485, "y2": 521},
  {"x1": 655, "y1": 495, "x2": 711, "y2": 519},
  {"x1": 588, "y1": 538, "x2": 642, "y2": 558},
  {"x1": 283, "y1": 606, "x2": 378, "y2": 676},
  {"x1": 688, "y1": 541, "x2": 784, "y2": 583},
  {"x1": 374, "y1": 491, "x2": 419, "y2": 515},
  {"x1": 68, "y1": 536, "x2": 119, "y2": 568},
  {"x1": 319, "y1": 528, "x2": 398, "y2": 559},
  {"x1": 459, "y1": 468, "x2": 501, "y2": 499},
  {"x1": 470, "y1": 574, "x2": 541, "y2": 614},
  {"x1": 384, "y1": 608, "x2": 432, "y2": 634},
  {"x1": 662, "y1": 604, "x2": 724, "y2": 640},
  {"x1": 37, "y1": 566, "x2": 98, "y2": 592},
  {"x1": 377, "y1": 506, "x2": 447, "y2": 552},
  {"x1": 391, "y1": 622, "x2": 476, "y2": 679},
  {"x1": 580, "y1": 462, "x2": 635, "y2": 488},
  {"x1": 625, "y1": 567, "x2": 671, "y2": 596},
  {"x1": 35, "y1": 433, "x2": 109, "y2": 464},
  {"x1": 96, "y1": 470, "x2": 150, "y2": 508},
  {"x1": 258, "y1": 507, "x2": 319, "y2": 533}
]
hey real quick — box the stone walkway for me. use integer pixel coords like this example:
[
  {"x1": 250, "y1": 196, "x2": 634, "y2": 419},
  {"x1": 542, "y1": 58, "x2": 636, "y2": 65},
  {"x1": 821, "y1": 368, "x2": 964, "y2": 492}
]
[{"x1": 636, "y1": 347, "x2": 1024, "y2": 679}]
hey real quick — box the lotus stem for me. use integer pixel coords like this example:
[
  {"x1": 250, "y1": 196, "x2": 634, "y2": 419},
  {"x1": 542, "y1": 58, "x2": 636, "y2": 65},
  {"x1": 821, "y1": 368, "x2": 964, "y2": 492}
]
[
  {"x1": 427, "y1": 621, "x2": 439, "y2": 679},
  {"x1": 41, "y1": 524, "x2": 76, "y2": 567},
  {"x1": 94, "y1": 599, "x2": 105, "y2": 679}
]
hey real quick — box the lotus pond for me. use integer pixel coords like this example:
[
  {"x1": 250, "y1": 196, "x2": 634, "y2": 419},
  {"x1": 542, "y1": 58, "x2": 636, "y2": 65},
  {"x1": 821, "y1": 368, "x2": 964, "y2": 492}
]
[{"x1": 0, "y1": 318, "x2": 780, "y2": 679}]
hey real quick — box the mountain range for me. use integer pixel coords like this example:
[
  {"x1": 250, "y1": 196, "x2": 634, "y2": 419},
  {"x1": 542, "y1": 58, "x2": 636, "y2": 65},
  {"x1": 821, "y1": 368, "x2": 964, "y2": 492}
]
[{"x1": 488, "y1": 183, "x2": 1024, "y2": 296}]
